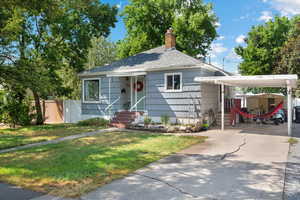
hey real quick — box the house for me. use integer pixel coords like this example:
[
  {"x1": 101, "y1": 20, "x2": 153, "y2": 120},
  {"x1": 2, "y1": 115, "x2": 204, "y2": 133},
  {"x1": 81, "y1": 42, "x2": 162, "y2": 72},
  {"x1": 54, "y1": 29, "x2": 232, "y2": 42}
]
[{"x1": 78, "y1": 29, "x2": 232, "y2": 127}]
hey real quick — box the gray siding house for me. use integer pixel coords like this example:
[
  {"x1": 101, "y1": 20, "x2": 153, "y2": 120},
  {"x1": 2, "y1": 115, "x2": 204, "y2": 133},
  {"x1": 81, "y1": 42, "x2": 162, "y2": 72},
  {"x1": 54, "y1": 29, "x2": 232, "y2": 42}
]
[{"x1": 78, "y1": 29, "x2": 231, "y2": 126}]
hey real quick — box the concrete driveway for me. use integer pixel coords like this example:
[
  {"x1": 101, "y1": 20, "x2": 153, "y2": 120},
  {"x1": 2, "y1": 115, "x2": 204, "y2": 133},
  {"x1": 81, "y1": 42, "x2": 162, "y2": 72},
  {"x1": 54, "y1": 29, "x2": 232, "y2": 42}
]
[{"x1": 79, "y1": 130, "x2": 290, "y2": 200}]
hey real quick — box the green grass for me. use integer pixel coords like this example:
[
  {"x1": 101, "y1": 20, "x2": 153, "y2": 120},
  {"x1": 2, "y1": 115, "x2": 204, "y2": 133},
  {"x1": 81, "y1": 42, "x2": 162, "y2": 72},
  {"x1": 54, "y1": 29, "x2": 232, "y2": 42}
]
[
  {"x1": 0, "y1": 131, "x2": 206, "y2": 197},
  {"x1": 0, "y1": 124, "x2": 105, "y2": 150},
  {"x1": 288, "y1": 138, "x2": 298, "y2": 145}
]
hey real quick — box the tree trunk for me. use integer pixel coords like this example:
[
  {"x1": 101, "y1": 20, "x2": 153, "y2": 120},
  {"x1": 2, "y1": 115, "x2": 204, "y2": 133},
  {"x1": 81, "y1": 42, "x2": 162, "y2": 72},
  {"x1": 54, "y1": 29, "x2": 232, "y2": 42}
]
[{"x1": 33, "y1": 91, "x2": 44, "y2": 125}]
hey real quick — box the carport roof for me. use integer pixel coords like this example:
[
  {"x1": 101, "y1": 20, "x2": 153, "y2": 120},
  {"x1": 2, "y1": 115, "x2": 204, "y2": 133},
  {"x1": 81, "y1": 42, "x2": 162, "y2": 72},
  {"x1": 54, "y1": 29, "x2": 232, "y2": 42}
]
[{"x1": 194, "y1": 74, "x2": 298, "y2": 88}]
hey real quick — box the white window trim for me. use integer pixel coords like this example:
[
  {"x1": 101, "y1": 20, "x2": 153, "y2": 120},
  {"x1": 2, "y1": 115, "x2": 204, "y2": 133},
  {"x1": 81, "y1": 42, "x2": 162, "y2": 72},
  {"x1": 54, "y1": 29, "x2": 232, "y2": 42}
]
[
  {"x1": 82, "y1": 78, "x2": 101, "y2": 103},
  {"x1": 164, "y1": 72, "x2": 183, "y2": 92}
]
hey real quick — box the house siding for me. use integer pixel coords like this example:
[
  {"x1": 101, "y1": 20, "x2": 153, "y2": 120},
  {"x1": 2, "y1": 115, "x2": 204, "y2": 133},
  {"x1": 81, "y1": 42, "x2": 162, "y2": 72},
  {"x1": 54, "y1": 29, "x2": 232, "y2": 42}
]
[
  {"x1": 80, "y1": 67, "x2": 224, "y2": 124},
  {"x1": 145, "y1": 68, "x2": 217, "y2": 122},
  {"x1": 81, "y1": 76, "x2": 120, "y2": 116}
]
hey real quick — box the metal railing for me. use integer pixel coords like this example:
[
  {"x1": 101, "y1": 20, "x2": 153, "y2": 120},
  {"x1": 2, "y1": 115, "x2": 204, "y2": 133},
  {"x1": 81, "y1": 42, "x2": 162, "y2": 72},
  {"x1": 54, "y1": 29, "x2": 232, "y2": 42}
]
[
  {"x1": 129, "y1": 96, "x2": 146, "y2": 112},
  {"x1": 105, "y1": 97, "x2": 120, "y2": 112}
]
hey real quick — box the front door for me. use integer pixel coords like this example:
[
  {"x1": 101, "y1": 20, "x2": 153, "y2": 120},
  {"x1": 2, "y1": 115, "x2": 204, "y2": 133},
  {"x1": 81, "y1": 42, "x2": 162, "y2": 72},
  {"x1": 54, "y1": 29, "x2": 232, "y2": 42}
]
[{"x1": 131, "y1": 76, "x2": 145, "y2": 111}]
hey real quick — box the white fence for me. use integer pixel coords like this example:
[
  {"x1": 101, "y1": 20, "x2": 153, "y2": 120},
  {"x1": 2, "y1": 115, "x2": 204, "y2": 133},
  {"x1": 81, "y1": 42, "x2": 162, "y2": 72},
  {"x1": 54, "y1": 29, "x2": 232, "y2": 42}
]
[{"x1": 63, "y1": 100, "x2": 102, "y2": 123}]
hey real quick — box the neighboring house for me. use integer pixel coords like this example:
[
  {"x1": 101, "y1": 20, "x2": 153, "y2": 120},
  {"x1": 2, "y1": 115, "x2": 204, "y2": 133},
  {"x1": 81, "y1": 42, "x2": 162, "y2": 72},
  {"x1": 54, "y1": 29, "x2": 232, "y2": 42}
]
[{"x1": 78, "y1": 29, "x2": 232, "y2": 126}]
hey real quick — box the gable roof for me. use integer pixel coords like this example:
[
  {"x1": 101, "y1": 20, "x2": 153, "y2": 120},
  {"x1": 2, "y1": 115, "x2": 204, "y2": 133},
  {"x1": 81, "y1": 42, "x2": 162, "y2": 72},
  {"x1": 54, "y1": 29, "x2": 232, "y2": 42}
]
[{"x1": 79, "y1": 46, "x2": 231, "y2": 77}]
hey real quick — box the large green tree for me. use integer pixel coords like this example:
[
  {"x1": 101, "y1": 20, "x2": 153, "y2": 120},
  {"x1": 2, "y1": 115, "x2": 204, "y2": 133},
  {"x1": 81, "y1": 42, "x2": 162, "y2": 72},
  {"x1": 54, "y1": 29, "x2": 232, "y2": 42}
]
[
  {"x1": 58, "y1": 36, "x2": 118, "y2": 100},
  {"x1": 0, "y1": 0, "x2": 117, "y2": 124},
  {"x1": 86, "y1": 36, "x2": 117, "y2": 69},
  {"x1": 117, "y1": 0, "x2": 218, "y2": 58},
  {"x1": 275, "y1": 21, "x2": 300, "y2": 96},
  {"x1": 235, "y1": 16, "x2": 294, "y2": 76}
]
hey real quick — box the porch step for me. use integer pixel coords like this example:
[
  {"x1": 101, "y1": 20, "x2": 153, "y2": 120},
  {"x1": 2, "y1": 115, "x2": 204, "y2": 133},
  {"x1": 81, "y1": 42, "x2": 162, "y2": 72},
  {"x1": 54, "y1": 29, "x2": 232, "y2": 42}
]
[
  {"x1": 216, "y1": 113, "x2": 232, "y2": 126},
  {"x1": 110, "y1": 122, "x2": 127, "y2": 129},
  {"x1": 109, "y1": 111, "x2": 143, "y2": 128}
]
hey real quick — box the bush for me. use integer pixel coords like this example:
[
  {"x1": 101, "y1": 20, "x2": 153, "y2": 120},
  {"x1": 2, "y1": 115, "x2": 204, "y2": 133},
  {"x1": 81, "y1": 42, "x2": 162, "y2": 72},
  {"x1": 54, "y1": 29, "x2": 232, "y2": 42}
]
[
  {"x1": 77, "y1": 117, "x2": 109, "y2": 127},
  {"x1": 160, "y1": 115, "x2": 170, "y2": 126},
  {"x1": 0, "y1": 90, "x2": 35, "y2": 128},
  {"x1": 144, "y1": 116, "x2": 152, "y2": 127}
]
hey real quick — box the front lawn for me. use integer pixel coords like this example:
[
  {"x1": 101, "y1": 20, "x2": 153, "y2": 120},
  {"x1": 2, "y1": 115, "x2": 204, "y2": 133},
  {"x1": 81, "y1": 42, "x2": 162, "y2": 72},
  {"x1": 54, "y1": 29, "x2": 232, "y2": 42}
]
[
  {"x1": 0, "y1": 124, "x2": 105, "y2": 150},
  {"x1": 0, "y1": 131, "x2": 206, "y2": 197}
]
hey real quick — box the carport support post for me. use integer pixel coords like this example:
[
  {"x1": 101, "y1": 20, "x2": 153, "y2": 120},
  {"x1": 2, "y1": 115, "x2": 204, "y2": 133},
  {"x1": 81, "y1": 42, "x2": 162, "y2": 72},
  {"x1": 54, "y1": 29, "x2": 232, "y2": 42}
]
[
  {"x1": 287, "y1": 85, "x2": 292, "y2": 136},
  {"x1": 221, "y1": 83, "x2": 225, "y2": 131}
]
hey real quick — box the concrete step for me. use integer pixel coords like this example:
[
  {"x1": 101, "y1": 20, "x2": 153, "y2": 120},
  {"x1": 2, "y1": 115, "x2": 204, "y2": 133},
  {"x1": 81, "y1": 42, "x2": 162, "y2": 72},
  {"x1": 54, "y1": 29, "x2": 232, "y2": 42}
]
[
  {"x1": 109, "y1": 123, "x2": 127, "y2": 128},
  {"x1": 111, "y1": 119, "x2": 134, "y2": 124}
]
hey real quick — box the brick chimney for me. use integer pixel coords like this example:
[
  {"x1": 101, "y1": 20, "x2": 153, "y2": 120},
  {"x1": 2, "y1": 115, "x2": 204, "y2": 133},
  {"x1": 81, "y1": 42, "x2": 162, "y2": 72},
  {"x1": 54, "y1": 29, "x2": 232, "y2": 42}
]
[{"x1": 165, "y1": 28, "x2": 176, "y2": 49}]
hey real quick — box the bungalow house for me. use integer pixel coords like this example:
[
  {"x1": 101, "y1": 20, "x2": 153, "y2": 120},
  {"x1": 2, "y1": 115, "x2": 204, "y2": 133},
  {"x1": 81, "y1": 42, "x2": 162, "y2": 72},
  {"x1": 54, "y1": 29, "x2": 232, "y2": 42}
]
[{"x1": 78, "y1": 29, "x2": 232, "y2": 127}]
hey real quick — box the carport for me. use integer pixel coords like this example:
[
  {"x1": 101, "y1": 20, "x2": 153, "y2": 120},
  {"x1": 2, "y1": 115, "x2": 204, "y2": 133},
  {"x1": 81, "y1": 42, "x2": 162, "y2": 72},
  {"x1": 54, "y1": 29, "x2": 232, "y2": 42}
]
[{"x1": 194, "y1": 74, "x2": 298, "y2": 136}]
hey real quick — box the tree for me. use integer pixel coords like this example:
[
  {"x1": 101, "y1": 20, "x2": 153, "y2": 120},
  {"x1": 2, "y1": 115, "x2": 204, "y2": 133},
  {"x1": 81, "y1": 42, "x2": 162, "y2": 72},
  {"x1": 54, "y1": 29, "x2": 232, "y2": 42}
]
[
  {"x1": 275, "y1": 20, "x2": 300, "y2": 97},
  {"x1": 57, "y1": 36, "x2": 118, "y2": 100},
  {"x1": 235, "y1": 16, "x2": 293, "y2": 76},
  {"x1": 117, "y1": 0, "x2": 217, "y2": 59},
  {"x1": 0, "y1": 0, "x2": 117, "y2": 124},
  {"x1": 86, "y1": 36, "x2": 117, "y2": 69}
]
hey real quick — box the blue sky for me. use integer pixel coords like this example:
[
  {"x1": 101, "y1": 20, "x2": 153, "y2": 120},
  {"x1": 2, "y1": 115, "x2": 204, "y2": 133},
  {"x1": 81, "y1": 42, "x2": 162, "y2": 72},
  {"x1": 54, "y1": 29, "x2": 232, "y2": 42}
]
[{"x1": 102, "y1": 0, "x2": 300, "y2": 73}]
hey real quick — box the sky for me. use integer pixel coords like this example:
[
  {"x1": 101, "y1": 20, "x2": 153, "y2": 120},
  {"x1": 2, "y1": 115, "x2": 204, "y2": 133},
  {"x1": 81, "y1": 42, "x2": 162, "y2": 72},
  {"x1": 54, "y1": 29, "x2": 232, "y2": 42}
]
[{"x1": 102, "y1": 0, "x2": 300, "y2": 73}]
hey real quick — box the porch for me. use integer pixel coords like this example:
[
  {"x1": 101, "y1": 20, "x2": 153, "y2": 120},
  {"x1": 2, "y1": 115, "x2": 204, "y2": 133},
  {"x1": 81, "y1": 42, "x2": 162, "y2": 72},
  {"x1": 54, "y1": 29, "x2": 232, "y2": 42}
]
[{"x1": 106, "y1": 73, "x2": 146, "y2": 113}]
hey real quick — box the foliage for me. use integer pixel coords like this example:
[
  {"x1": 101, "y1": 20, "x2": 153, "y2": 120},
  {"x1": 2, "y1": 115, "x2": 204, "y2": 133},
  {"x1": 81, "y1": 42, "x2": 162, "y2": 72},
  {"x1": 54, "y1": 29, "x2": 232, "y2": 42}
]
[
  {"x1": 160, "y1": 114, "x2": 170, "y2": 126},
  {"x1": 275, "y1": 21, "x2": 300, "y2": 96},
  {"x1": 0, "y1": 89, "x2": 35, "y2": 127},
  {"x1": 0, "y1": 131, "x2": 205, "y2": 197},
  {"x1": 117, "y1": 0, "x2": 217, "y2": 59},
  {"x1": 58, "y1": 36, "x2": 118, "y2": 99},
  {"x1": 288, "y1": 138, "x2": 298, "y2": 145},
  {"x1": 0, "y1": 123, "x2": 103, "y2": 149},
  {"x1": 144, "y1": 116, "x2": 152, "y2": 126},
  {"x1": 77, "y1": 118, "x2": 109, "y2": 127},
  {"x1": 235, "y1": 16, "x2": 294, "y2": 76},
  {"x1": 86, "y1": 36, "x2": 118, "y2": 69},
  {"x1": 0, "y1": 0, "x2": 118, "y2": 124}
]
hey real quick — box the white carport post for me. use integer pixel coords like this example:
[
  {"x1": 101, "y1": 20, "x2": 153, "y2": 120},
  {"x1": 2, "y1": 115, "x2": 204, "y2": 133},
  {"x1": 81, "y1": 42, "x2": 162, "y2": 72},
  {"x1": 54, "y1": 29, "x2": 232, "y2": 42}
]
[
  {"x1": 287, "y1": 82, "x2": 292, "y2": 136},
  {"x1": 221, "y1": 83, "x2": 225, "y2": 131}
]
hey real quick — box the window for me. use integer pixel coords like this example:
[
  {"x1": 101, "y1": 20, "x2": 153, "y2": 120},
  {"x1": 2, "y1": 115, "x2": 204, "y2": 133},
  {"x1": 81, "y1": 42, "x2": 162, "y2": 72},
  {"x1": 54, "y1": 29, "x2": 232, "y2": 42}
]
[
  {"x1": 165, "y1": 73, "x2": 182, "y2": 91},
  {"x1": 83, "y1": 79, "x2": 100, "y2": 102}
]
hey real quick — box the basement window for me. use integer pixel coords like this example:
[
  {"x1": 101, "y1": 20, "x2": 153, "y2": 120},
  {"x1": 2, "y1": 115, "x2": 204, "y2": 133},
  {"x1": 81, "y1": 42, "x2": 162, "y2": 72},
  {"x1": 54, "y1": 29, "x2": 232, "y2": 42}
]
[{"x1": 83, "y1": 79, "x2": 101, "y2": 103}]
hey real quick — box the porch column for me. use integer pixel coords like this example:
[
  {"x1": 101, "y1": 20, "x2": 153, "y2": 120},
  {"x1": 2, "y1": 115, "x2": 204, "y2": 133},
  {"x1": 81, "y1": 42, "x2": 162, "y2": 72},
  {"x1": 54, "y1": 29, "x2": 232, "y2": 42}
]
[
  {"x1": 287, "y1": 84, "x2": 292, "y2": 136},
  {"x1": 221, "y1": 83, "x2": 225, "y2": 131},
  {"x1": 135, "y1": 76, "x2": 137, "y2": 112}
]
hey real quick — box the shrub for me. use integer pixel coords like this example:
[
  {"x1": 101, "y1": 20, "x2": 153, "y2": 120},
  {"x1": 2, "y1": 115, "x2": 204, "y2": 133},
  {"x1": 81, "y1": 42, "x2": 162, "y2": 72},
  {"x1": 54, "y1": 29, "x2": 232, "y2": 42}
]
[
  {"x1": 288, "y1": 138, "x2": 298, "y2": 145},
  {"x1": 144, "y1": 116, "x2": 152, "y2": 127},
  {"x1": 0, "y1": 90, "x2": 35, "y2": 128},
  {"x1": 160, "y1": 115, "x2": 170, "y2": 126},
  {"x1": 77, "y1": 117, "x2": 109, "y2": 127}
]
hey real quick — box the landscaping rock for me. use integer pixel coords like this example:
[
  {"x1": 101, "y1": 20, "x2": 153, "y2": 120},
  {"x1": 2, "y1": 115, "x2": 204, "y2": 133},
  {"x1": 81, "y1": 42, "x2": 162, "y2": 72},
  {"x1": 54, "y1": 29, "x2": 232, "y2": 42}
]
[
  {"x1": 179, "y1": 126, "x2": 186, "y2": 131},
  {"x1": 167, "y1": 126, "x2": 176, "y2": 133}
]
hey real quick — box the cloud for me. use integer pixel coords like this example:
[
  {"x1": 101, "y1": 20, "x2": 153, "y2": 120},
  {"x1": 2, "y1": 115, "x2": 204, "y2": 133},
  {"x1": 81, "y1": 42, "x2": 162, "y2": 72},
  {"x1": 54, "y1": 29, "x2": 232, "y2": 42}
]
[
  {"x1": 217, "y1": 36, "x2": 225, "y2": 40},
  {"x1": 226, "y1": 49, "x2": 242, "y2": 61},
  {"x1": 266, "y1": 0, "x2": 300, "y2": 16},
  {"x1": 235, "y1": 35, "x2": 246, "y2": 44},
  {"x1": 214, "y1": 22, "x2": 221, "y2": 28},
  {"x1": 207, "y1": 43, "x2": 228, "y2": 60},
  {"x1": 211, "y1": 43, "x2": 228, "y2": 53},
  {"x1": 116, "y1": 1, "x2": 123, "y2": 9},
  {"x1": 258, "y1": 11, "x2": 273, "y2": 22}
]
